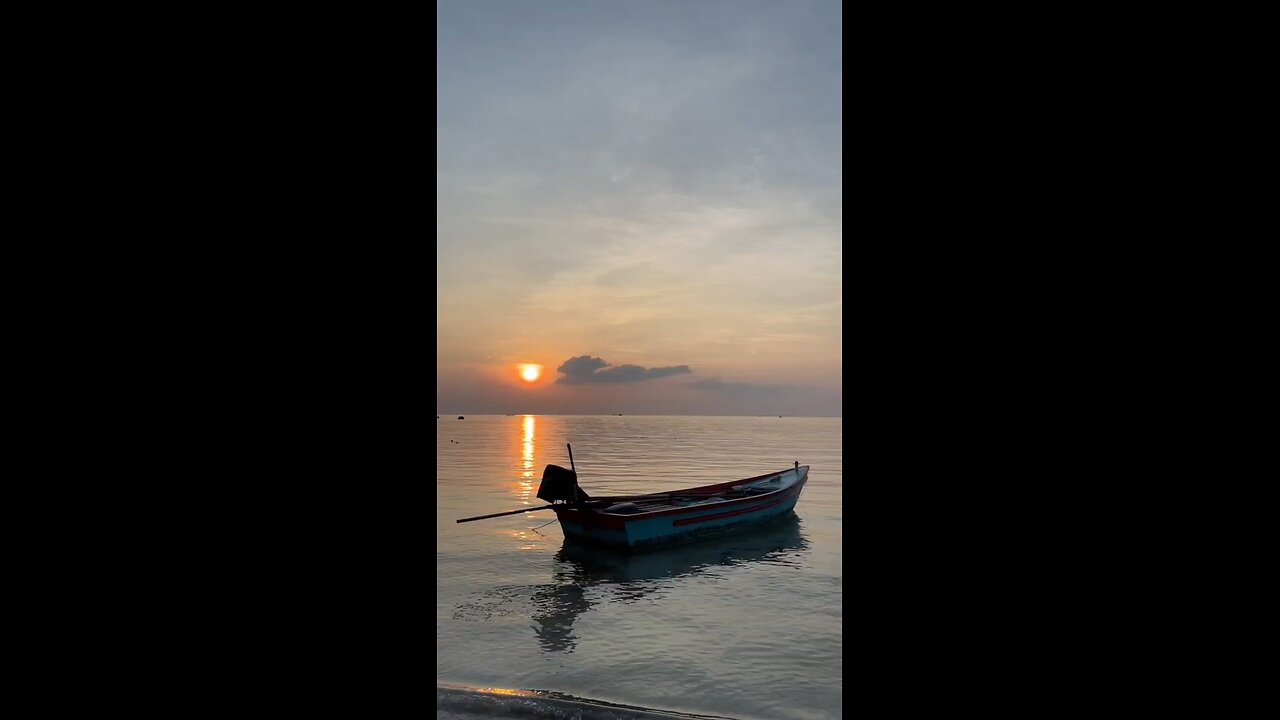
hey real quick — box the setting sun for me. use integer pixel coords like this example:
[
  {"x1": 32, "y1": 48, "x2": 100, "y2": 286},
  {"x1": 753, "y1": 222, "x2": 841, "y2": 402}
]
[{"x1": 517, "y1": 364, "x2": 542, "y2": 383}]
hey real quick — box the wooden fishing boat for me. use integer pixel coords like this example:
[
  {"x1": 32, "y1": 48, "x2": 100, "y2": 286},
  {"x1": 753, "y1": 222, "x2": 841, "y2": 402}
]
[
  {"x1": 455, "y1": 444, "x2": 809, "y2": 551},
  {"x1": 535, "y1": 460, "x2": 809, "y2": 550},
  {"x1": 557, "y1": 511, "x2": 806, "y2": 577}
]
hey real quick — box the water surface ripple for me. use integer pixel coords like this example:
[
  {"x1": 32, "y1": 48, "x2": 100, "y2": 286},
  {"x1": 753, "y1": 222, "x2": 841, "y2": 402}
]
[{"x1": 437, "y1": 415, "x2": 842, "y2": 720}]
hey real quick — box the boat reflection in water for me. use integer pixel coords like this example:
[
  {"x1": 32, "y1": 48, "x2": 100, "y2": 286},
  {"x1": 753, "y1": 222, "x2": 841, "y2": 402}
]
[{"x1": 529, "y1": 513, "x2": 808, "y2": 653}]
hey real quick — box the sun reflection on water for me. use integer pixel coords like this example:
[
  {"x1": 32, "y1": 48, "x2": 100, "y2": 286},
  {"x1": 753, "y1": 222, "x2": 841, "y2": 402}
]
[{"x1": 518, "y1": 415, "x2": 536, "y2": 503}]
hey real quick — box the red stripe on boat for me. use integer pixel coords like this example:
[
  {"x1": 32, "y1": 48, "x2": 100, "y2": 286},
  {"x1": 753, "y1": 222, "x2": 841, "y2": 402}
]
[
  {"x1": 671, "y1": 488, "x2": 797, "y2": 526},
  {"x1": 554, "y1": 472, "x2": 806, "y2": 531}
]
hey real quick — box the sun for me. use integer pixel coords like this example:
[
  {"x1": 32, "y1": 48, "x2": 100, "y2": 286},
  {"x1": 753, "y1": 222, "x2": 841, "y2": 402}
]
[{"x1": 517, "y1": 364, "x2": 542, "y2": 383}]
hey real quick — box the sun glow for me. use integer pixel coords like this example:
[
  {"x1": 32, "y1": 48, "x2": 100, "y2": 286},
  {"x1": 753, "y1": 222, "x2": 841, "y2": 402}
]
[{"x1": 518, "y1": 364, "x2": 542, "y2": 383}]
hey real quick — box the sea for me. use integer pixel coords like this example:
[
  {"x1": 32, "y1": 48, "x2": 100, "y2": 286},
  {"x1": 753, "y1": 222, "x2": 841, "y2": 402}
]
[{"x1": 436, "y1": 415, "x2": 843, "y2": 720}]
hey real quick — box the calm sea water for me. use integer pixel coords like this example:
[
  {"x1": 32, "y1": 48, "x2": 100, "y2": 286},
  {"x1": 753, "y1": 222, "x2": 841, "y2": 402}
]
[{"x1": 436, "y1": 415, "x2": 843, "y2": 720}]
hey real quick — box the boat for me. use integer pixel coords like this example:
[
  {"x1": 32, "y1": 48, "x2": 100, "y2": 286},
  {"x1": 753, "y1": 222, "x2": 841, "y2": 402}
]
[
  {"x1": 557, "y1": 511, "x2": 807, "y2": 580},
  {"x1": 533, "y1": 458, "x2": 809, "y2": 550}
]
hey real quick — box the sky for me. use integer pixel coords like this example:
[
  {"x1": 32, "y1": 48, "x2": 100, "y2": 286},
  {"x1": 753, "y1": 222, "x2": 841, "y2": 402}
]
[{"x1": 437, "y1": 0, "x2": 842, "y2": 416}]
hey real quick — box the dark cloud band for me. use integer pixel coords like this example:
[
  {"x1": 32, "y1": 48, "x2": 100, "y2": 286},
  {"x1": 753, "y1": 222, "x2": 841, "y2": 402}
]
[{"x1": 556, "y1": 355, "x2": 692, "y2": 384}]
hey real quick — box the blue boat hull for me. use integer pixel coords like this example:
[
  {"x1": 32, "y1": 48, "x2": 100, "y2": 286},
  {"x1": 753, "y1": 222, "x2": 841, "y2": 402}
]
[{"x1": 553, "y1": 465, "x2": 809, "y2": 550}]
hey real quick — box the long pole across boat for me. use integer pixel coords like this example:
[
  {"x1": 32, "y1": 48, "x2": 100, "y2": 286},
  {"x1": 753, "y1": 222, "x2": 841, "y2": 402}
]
[
  {"x1": 456, "y1": 445, "x2": 786, "y2": 523},
  {"x1": 456, "y1": 505, "x2": 555, "y2": 523}
]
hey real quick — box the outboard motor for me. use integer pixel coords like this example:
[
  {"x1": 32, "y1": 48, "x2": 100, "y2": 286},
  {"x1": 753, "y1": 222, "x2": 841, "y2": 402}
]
[{"x1": 536, "y1": 464, "x2": 591, "y2": 504}]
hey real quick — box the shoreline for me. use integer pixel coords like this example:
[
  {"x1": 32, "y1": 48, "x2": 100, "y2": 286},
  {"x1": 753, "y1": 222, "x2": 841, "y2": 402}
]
[{"x1": 436, "y1": 683, "x2": 740, "y2": 720}]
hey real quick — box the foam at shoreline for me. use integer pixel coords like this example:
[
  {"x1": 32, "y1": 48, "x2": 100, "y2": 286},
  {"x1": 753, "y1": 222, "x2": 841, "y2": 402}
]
[{"x1": 436, "y1": 684, "x2": 739, "y2": 720}]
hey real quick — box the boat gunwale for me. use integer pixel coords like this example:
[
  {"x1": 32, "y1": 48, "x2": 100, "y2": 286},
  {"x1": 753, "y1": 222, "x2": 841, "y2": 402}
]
[{"x1": 556, "y1": 465, "x2": 809, "y2": 523}]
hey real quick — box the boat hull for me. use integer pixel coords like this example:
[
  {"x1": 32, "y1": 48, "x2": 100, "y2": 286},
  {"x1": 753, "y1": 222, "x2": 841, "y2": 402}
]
[{"x1": 552, "y1": 465, "x2": 808, "y2": 550}]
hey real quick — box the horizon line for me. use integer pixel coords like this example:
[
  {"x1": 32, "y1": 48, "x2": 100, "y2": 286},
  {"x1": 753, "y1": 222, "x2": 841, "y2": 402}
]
[{"x1": 435, "y1": 413, "x2": 842, "y2": 418}]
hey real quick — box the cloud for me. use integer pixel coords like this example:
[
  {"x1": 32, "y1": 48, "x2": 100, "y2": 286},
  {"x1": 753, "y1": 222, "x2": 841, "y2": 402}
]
[{"x1": 556, "y1": 355, "x2": 692, "y2": 384}]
